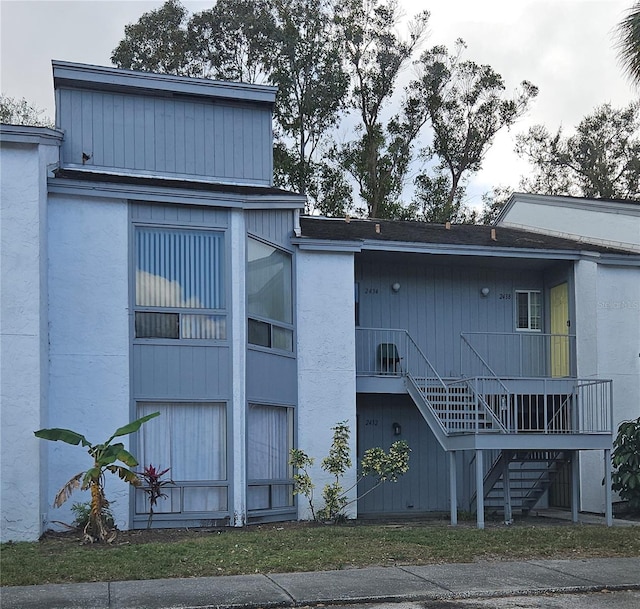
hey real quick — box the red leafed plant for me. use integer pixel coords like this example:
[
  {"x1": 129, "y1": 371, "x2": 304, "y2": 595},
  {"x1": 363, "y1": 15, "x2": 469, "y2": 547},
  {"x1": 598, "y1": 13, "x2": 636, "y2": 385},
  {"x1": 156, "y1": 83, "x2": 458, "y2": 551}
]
[{"x1": 139, "y1": 464, "x2": 173, "y2": 529}]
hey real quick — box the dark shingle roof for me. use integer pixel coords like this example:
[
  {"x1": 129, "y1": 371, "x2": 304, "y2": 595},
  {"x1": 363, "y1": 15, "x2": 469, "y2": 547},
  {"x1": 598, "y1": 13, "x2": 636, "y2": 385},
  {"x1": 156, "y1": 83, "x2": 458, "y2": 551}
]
[{"x1": 299, "y1": 216, "x2": 635, "y2": 255}]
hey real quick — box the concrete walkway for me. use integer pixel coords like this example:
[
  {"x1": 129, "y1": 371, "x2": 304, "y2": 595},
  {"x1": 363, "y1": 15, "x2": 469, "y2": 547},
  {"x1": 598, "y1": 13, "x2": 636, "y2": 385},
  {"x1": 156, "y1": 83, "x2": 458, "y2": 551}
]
[{"x1": 2, "y1": 556, "x2": 639, "y2": 609}]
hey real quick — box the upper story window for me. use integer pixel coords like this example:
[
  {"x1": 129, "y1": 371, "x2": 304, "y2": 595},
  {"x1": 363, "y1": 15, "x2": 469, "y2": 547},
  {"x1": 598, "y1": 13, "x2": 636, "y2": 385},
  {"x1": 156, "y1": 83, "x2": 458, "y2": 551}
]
[
  {"x1": 247, "y1": 237, "x2": 293, "y2": 352},
  {"x1": 516, "y1": 290, "x2": 542, "y2": 331},
  {"x1": 135, "y1": 227, "x2": 226, "y2": 340}
]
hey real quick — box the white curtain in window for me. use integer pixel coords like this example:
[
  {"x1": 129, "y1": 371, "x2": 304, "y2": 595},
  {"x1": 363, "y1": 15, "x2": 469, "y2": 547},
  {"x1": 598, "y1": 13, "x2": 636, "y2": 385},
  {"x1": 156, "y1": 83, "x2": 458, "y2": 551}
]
[
  {"x1": 247, "y1": 404, "x2": 291, "y2": 510},
  {"x1": 247, "y1": 404, "x2": 289, "y2": 479},
  {"x1": 138, "y1": 403, "x2": 227, "y2": 512}
]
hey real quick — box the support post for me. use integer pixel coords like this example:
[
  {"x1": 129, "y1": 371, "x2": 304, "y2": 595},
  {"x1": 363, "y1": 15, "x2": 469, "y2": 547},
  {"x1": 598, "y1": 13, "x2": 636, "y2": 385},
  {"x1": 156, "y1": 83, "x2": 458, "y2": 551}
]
[
  {"x1": 476, "y1": 449, "x2": 485, "y2": 530},
  {"x1": 604, "y1": 448, "x2": 613, "y2": 527},
  {"x1": 571, "y1": 451, "x2": 580, "y2": 523},
  {"x1": 449, "y1": 451, "x2": 457, "y2": 526},
  {"x1": 503, "y1": 453, "x2": 512, "y2": 524}
]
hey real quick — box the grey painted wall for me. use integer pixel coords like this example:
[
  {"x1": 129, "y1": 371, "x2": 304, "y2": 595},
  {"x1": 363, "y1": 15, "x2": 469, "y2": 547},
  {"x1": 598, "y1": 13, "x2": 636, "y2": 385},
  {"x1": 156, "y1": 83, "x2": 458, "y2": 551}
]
[
  {"x1": 355, "y1": 253, "x2": 570, "y2": 377},
  {"x1": 246, "y1": 210, "x2": 295, "y2": 250},
  {"x1": 357, "y1": 394, "x2": 472, "y2": 514},
  {"x1": 58, "y1": 88, "x2": 273, "y2": 184}
]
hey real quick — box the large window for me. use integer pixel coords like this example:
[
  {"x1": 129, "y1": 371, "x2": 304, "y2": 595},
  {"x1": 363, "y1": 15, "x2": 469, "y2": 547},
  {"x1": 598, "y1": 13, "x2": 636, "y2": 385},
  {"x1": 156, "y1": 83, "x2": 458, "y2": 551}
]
[
  {"x1": 247, "y1": 404, "x2": 294, "y2": 512},
  {"x1": 135, "y1": 227, "x2": 226, "y2": 340},
  {"x1": 136, "y1": 402, "x2": 228, "y2": 516},
  {"x1": 516, "y1": 290, "x2": 542, "y2": 331},
  {"x1": 247, "y1": 237, "x2": 293, "y2": 351}
]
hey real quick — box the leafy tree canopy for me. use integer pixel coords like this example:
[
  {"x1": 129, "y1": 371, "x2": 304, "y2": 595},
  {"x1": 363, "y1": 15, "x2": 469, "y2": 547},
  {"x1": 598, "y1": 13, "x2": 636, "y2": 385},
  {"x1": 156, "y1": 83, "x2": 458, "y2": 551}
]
[
  {"x1": 516, "y1": 102, "x2": 640, "y2": 200},
  {"x1": 409, "y1": 39, "x2": 538, "y2": 223},
  {"x1": 0, "y1": 94, "x2": 53, "y2": 127},
  {"x1": 615, "y1": 2, "x2": 640, "y2": 87}
]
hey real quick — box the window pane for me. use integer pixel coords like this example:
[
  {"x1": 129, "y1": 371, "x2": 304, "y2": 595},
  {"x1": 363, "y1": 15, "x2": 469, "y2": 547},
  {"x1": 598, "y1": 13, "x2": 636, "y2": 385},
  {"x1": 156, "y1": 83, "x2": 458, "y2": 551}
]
[
  {"x1": 517, "y1": 292, "x2": 529, "y2": 329},
  {"x1": 530, "y1": 292, "x2": 542, "y2": 330},
  {"x1": 138, "y1": 402, "x2": 226, "y2": 482},
  {"x1": 135, "y1": 312, "x2": 179, "y2": 338},
  {"x1": 247, "y1": 404, "x2": 291, "y2": 480},
  {"x1": 272, "y1": 326, "x2": 293, "y2": 351},
  {"x1": 247, "y1": 238, "x2": 292, "y2": 324},
  {"x1": 248, "y1": 318, "x2": 271, "y2": 347},
  {"x1": 136, "y1": 228, "x2": 224, "y2": 309},
  {"x1": 181, "y1": 314, "x2": 226, "y2": 339}
]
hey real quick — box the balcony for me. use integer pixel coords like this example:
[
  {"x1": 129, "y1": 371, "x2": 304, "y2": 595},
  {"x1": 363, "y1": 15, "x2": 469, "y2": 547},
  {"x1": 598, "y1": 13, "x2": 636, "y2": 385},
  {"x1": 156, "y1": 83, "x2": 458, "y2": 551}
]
[{"x1": 355, "y1": 328, "x2": 612, "y2": 449}]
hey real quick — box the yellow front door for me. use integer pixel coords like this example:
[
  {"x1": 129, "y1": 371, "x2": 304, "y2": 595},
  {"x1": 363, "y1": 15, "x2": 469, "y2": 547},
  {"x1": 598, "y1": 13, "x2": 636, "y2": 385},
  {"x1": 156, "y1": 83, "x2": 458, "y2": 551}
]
[{"x1": 550, "y1": 282, "x2": 570, "y2": 377}]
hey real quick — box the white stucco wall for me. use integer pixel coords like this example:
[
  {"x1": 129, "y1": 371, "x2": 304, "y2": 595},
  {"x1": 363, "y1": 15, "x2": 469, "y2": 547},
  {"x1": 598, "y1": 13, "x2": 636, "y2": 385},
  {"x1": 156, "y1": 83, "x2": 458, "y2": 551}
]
[
  {"x1": 230, "y1": 209, "x2": 247, "y2": 525},
  {"x1": 500, "y1": 198, "x2": 640, "y2": 252},
  {"x1": 1, "y1": 137, "x2": 60, "y2": 541},
  {"x1": 296, "y1": 250, "x2": 357, "y2": 520},
  {"x1": 575, "y1": 260, "x2": 640, "y2": 512},
  {"x1": 46, "y1": 193, "x2": 130, "y2": 530}
]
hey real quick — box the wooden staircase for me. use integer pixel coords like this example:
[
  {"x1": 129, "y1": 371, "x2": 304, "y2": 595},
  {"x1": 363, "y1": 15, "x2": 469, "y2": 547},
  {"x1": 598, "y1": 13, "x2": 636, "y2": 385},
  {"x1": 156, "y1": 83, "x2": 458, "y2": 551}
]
[{"x1": 473, "y1": 450, "x2": 569, "y2": 518}]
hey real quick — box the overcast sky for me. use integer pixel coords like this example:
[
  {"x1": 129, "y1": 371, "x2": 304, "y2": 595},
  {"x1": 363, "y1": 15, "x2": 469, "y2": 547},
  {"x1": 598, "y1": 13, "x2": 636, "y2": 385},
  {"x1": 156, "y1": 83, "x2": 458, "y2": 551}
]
[{"x1": 0, "y1": 0, "x2": 636, "y2": 207}]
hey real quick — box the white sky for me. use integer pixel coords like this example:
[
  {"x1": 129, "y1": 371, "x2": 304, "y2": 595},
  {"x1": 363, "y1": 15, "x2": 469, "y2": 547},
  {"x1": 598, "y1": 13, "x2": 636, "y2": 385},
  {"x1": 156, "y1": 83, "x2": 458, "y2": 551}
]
[{"x1": 0, "y1": 0, "x2": 637, "y2": 207}]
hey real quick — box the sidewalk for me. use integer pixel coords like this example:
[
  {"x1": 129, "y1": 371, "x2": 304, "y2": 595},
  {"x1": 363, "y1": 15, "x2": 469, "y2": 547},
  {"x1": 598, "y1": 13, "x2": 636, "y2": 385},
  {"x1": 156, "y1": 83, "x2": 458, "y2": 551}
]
[{"x1": 3, "y1": 556, "x2": 639, "y2": 609}]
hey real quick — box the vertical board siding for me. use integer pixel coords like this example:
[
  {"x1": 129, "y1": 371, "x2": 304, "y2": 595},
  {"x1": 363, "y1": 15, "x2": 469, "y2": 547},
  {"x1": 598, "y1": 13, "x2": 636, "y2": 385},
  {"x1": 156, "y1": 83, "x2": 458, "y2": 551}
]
[
  {"x1": 357, "y1": 395, "x2": 469, "y2": 513},
  {"x1": 246, "y1": 350, "x2": 297, "y2": 405},
  {"x1": 245, "y1": 210, "x2": 294, "y2": 249},
  {"x1": 59, "y1": 88, "x2": 272, "y2": 184},
  {"x1": 133, "y1": 344, "x2": 230, "y2": 399},
  {"x1": 131, "y1": 202, "x2": 229, "y2": 228},
  {"x1": 356, "y1": 254, "x2": 544, "y2": 377}
]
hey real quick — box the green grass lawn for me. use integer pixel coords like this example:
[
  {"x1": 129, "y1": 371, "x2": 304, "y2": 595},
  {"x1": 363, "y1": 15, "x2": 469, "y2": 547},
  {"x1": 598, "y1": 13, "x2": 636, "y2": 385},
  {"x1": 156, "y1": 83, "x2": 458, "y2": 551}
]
[{"x1": 2, "y1": 521, "x2": 639, "y2": 587}]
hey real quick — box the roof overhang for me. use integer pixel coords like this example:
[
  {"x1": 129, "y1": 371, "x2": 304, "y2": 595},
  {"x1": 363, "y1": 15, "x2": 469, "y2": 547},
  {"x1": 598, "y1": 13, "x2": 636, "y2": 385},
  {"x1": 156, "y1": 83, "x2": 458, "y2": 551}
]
[
  {"x1": 52, "y1": 60, "x2": 278, "y2": 106},
  {"x1": 48, "y1": 169, "x2": 306, "y2": 210}
]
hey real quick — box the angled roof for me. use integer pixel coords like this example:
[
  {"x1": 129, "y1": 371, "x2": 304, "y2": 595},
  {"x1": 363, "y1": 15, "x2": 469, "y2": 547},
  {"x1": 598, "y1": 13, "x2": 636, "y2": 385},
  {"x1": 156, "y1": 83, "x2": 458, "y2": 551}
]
[{"x1": 298, "y1": 216, "x2": 637, "y2": 256}]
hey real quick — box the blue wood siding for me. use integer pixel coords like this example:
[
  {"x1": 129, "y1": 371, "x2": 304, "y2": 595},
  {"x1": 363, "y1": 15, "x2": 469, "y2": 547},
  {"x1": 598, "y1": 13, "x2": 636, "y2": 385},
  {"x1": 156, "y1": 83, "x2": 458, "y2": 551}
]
[
  {"x1": 133, "y1": 344, "x2": 230, "y2": 399},
  {"x1": 246, "y1": 210, "x2": 295, "y2": 250},
  {"x1": 131, "y1": 202, "x2": 229, "y2": 227},
  {"x1": 59, "y1": 88, "x2": 272, "y2": 184},
  {"x1": 357, "y1": 395, "x2": 471, "y2": 513},
  {"x1": 246, "y1": 350, "x2": 297, "y2": 406},
  {"x1": 356, "y1": 254, "x2": 545, "y2": 377}
]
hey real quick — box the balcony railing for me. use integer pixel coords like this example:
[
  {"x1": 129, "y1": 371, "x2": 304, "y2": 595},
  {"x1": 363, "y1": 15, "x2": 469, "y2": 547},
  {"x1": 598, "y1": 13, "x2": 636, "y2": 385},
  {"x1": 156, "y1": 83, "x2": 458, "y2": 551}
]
[
  {"x1": 356, "y1": 328, "x2": 612, "y2": 435},
  {"x1": 461, "y1": 332, "x2": 577, "y2": 378}
]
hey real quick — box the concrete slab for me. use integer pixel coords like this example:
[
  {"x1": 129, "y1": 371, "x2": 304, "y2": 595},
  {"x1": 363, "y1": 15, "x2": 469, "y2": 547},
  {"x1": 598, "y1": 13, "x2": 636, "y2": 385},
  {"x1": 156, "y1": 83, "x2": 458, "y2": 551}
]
[
  {"x1": 269, "y1": 566, "x2": 449, "y2": 603},
  {"x1": 402, "y1": 561, "x2": 594, "y2": 596},
  {"x1": 0, "y1": 582, "x2": 109, "y2": 609},
  {"x1": 110, "y1": 574, "x2": 292, "y2": 609},
  {"x1": 529, "y1": 557, "x2": 640, "y2": 587}
]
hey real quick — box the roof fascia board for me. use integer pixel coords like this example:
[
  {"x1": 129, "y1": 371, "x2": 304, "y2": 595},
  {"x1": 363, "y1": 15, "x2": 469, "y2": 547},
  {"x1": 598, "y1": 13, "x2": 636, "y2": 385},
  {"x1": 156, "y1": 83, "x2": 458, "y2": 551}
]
[
  {"x1": 493, "y1": 193, "x2": 518, "y2": 224},
  {"x1": 52, "y1": 60, "x2": 277, "y2": 105},
  {"x1": 47, "y1": 178, "x2": 306, "y2": 210},
  {"x1": 0, "y1": 124, "x2": 64, "y2": 145},
  {"x1": 292, "y1": 238, "x2": 363, "y2": 252},
  {"x1": 359, "y1": 239, "x2": 587, "y2": 260},
  {"x1": 61, "y1": 164, "x2": 273, "y2": 188},
  {"x1": 503, "y1": 192, "x2": 640, "y2": 217}
]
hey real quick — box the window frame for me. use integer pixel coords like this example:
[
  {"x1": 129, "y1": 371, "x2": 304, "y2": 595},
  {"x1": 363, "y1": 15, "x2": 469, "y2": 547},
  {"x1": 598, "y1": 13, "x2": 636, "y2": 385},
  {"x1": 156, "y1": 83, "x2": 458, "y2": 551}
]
[
  {"x1": 246, "y1": 235, "x2": 294, "y2": 354},
  {"x1": 515, "y1": 289, "x2": 543, "y2": 332},
  {"x1": 133, "y1": 400, "x2": 230, "y2": 523},
  {"x1": 132, "y1": 224, "x2": 228, "y2": 344},
  {"x1": 246, "y1": 402, "x2": 295, "y2": 517}
]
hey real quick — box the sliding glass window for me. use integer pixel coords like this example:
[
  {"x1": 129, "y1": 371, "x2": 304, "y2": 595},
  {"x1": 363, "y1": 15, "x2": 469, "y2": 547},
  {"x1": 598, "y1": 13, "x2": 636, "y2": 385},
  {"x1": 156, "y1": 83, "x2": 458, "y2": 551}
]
[{"x1": 135, "y1": 227, "x2": 226, "y2": 340}]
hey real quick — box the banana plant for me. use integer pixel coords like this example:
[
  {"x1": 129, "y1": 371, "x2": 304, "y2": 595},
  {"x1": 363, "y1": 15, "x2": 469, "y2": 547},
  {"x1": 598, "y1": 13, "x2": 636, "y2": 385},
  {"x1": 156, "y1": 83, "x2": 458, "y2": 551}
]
[{"x1": 35, "y1": 412, "x2": 159, "y2": 543}]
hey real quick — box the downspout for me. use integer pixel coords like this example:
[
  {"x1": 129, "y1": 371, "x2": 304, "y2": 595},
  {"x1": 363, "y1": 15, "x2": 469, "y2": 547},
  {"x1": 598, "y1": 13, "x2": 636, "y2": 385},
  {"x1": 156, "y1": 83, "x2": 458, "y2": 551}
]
[{"x1": 294, "y1": 208, "x2": 301, "y2": 237}]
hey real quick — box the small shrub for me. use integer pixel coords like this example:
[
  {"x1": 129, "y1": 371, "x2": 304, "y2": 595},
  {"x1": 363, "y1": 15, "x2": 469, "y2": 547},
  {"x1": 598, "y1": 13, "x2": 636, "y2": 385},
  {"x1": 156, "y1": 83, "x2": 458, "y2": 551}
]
[
  {"x1": 71, "y1": 502, "x2": 114, "y2": 531},
  {"x1": 612, "y1": 417, "x2": 640, "y2": 514},
  {"x1": 290, "y1": 421, "x2": 410, "y2": 523},
  {"x1": 138, "y1": 464, "x2": 173, "y2": 529}
]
